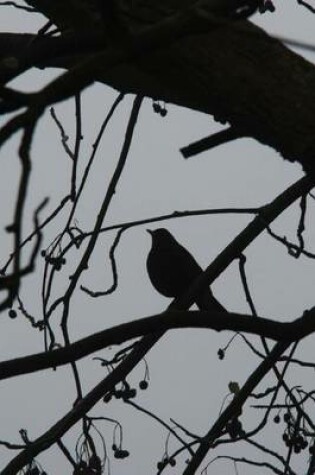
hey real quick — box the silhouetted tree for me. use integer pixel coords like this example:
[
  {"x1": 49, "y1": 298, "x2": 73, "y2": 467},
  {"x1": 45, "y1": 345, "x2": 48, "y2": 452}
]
[{"x1": 0, "y1": 1, "x2": 315, "y2": 474}]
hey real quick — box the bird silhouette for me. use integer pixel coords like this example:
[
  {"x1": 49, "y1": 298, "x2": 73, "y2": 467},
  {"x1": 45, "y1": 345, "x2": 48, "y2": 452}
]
[{"x1": 147, "y1": 228, "x2": 226, "y2": 312}]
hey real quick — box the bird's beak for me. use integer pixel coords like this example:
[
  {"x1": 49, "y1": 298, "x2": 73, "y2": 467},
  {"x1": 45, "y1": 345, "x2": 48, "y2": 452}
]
[{"x1": 147, "y1": 229, "x2": 153, "y2": 236}]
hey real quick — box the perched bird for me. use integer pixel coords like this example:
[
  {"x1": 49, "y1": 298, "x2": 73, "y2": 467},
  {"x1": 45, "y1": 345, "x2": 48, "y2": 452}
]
[{"x1": 147, "y1": 228, "x2": 226, "y2": 312}]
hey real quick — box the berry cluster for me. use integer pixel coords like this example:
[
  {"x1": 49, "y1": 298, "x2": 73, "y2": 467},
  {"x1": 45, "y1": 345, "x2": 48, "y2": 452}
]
[
  {"x1": 103, "y1": 379, "x2": 149, "y2": 403},
  {"x1": 157, "y1": 456, "x2": 176, "y2": 471},
  {"x1": 73, "y1": 454, "x2": 102, "y2": 475},
  {"x1": 112, "y1": 444, "x2": 130, "y2": 460},
  {"x1": 152, "y1": 101, "x2": 168, "y2": 117},
  {"x1": 259, "y1": 0, "x2": 275, "y2": 13},
  {"x1": 226, "y1": 417, "x2": 245, "y2": 440},
  {"x1": 274, "y1": 412, "x2": 308, "y2": 454},
  {"x1": 41, "y1": 249, "x2": 66, "y2": 271},
  {"x1": 217, "y1": 348, "x2": 225, "y2": 360}
]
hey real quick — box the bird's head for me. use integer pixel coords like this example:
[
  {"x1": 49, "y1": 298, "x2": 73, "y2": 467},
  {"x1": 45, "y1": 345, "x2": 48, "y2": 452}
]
[{"x1": 147, "y1": 228, "x2": 174, "y2": 249}]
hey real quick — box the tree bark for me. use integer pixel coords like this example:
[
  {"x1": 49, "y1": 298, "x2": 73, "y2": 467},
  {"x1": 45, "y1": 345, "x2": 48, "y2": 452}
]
[{"x1": 1, "y1": 2, "x2": 315, "y2": 177}]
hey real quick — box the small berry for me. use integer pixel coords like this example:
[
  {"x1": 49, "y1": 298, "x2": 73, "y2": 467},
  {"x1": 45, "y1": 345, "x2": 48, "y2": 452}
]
[
  {"x1": 217, "y1": 349, "x2": 225, "y2": 360},
  {"x1": 114, "y1": 449, "x2": 124, "y2": 459},
  {"x1": 153, "y1": 103, "x2": 161, "y2": 113},
  {"x1": 227, "y1": 418, "x2": 242, "y2": 439},
  {"x1": 103, "y1": 392, "x2": 112, "y2": 403},
  {"x1": 273, "y1": 415, "x2": 280, "y2": 424},
  {"x1": 283, "y1": 412, "x2": 291, "y2": 423},
  {"x1": 127, "y1": 388, "x2": 137, "y2": 399},
  {"x1": 139, "y1": 380, "x2": 148, "y2": 390},
  {"x1": 261, "y1": 0, "x2": 275, "y2": 12},
  {"x1": 8, "y1": 309, "x2": 17, "y2": 319},
  {"x1": 228, "y1": 381, "x2": 240, "y2": 394},
  {"x1": 114, "y1": 389, "x2": 123, "y2": 399},
  {"x1": 54, "y1": 262, "x2": 61, "y2": 271},
  {"x1": 120, "y1": 449, "x2": 129, "y2": 458}
]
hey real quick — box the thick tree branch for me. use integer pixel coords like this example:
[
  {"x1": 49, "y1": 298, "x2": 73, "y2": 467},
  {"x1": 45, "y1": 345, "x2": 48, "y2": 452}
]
[
  {"x1": 0, "y1": 307, "x2": 315, "y2": 382},
  {"x1": 1, "y1": 5, "x2": 315, "y2": 175}
]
